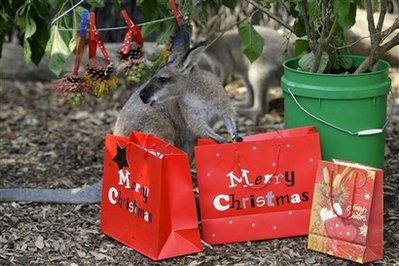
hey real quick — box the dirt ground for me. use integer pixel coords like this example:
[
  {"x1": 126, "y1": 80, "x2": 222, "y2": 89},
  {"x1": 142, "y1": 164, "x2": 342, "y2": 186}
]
[{"x1": 0, "y1": 69, "x2": 398, "y2": 265}]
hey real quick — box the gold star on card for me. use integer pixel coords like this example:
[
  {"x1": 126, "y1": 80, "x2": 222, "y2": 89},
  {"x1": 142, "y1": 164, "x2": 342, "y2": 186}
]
[
  {"x1": 364, "y1": 193, "x2": 371, "y2": 200},
  {"x1": 359, "y1": 224, "x2": 368, "y2": 237}
]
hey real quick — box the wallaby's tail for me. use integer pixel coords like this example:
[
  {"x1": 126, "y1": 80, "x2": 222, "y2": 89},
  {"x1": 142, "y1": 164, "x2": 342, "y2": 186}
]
[{"x1": 0, "y1": 181, "x2": 101, "y2": 204}]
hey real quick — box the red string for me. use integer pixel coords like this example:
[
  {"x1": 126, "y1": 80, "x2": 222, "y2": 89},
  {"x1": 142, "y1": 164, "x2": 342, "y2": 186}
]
[
  {"x1": 168, "y1": 0, "x2": 183, "y2": 27},
  {"x1": 72, "y1": 36, "x2": 85, "y2": 75}
]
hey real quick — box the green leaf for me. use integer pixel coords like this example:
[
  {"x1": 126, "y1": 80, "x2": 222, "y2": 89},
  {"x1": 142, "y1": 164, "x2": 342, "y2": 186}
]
[
  {"x1": 298, "y1": 52, "x2": 329, "y2": 73},
  {"x1": 87, "y1": 0, "x2": 105, "y2": 8},
  {"x1": 333, "y1": 0, "x2": 350, "y2": 18},
  {"x1": 222, "y1": 0, "x2": 236, "y2": 9},
  {"x1": 23, "y1": 39, "x2": 32, "y2": 63},
  {"x1": 336, "y1": 2, "x2": 357, "y2": 30},
  {"x1": 24, "y1": 17, "x2": 37, "y2": 39},
  {"x1": 45, "y1": 25, "x2": 71, "y2": 76},
  {"x1": 238, "y1": 22, "x2": 264, "y2": 63},
  {"x1": 294, "y1": 39, "x2": 309, "y2": 56}
]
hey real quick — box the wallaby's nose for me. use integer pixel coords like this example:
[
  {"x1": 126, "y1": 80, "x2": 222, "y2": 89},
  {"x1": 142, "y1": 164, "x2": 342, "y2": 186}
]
[{"x1": 139, "y1": 89, "x2": 150, "y2": 103}]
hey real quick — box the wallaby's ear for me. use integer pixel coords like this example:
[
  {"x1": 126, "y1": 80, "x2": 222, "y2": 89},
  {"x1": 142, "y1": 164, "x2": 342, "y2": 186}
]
[
  {"x1": 168, "y1": 28, "x2": 190, "y2": 65},
  {"x1": 182, "y1": 45, "x2": 206, "y2": 72}
]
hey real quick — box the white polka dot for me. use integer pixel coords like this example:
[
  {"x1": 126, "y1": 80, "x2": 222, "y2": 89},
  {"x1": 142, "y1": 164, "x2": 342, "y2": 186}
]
[
  {"x1": 346, "y1": 232, "x2": 350, "y2": 236},
  {"x1": 272, "y1": 225, "x2": 277, "y2": 230},
  {"x1": 335, "y1": 223, "x2": 339, "y2": 227},
  {"x1": 251, "y1": 223, "x2": 256, "y2": 227},
  {"x1": 272, "y1": 163, "x2": 276, "y2": 167},
  {"x1": 286, "y1": 144, "x2": 290, "y2": 148},
  {"x1": 309, "y1": 158, "x2": 314, "y2": 162},
  {"x1": 206, "y1": 172, "x2": 211, "y2": 177},
  {"x1": 252, "y1": 146, "x2": 257, "y2": 150},
  {"x1": 212, "y1": 233, "x2": 216, "y2": 237},
  {"x1": 228, "y1": 220, "x2": 233, "y2": 224},
  {"x1": 288, "y1": 211, "x2": 292, "y2": 215},
  {"x1": 216, "y1": 153, "x2": 220, "y2": 157}
]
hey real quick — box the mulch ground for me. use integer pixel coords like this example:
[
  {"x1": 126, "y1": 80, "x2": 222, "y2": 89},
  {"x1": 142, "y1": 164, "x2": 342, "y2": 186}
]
[{"x1": 0, "y1": 77, "x2": 398, "y2": 265}]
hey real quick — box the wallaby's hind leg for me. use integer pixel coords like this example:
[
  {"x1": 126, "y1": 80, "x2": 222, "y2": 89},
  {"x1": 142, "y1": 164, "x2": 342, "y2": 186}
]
[
  {"x1": 236, "y1": 66, "x2": 269, "y2": 117},
  {"x1": 235, "y1": 74, "x2": 254, "y2": 108},
  {"x1": 0, "y1": 181, "x2": 101, "y2": 204}
]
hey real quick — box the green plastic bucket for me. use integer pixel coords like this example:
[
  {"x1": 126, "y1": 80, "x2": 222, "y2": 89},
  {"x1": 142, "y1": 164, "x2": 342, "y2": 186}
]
[{"x1": 282, "y1": 56, "x2": 391, "y2": 168}]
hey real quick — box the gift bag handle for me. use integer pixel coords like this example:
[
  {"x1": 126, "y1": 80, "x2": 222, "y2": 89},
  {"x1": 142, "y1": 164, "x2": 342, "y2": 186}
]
[
  {"x1": 141, "y1": 134, "x2": 172, "y2": 158},
  {"x1": 329, "y1": 168, "x2": 367, "y2": 219},
  {"x1": 233, "y1": 144, "x2": 282, "y2": 190}
]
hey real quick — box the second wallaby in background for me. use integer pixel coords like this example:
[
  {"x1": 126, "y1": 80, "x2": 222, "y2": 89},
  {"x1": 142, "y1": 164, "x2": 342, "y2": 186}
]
[
  {"x1": 198, "y1": 26, "x2": 294, "y2": 117},
  {"x1": 0, "y1": 28, "x2": 238, "y2": 204}
]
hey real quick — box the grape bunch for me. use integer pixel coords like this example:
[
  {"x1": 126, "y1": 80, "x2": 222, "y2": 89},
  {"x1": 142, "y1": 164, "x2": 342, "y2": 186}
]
[
  {"x1": 119, "y1": 46, "x2": 147, "y2": 84},
  {"x1": 65, "y1": 92, "x2": 85, "y2": 107},
  {"x1": 124, "y1": 60, "x2": 147, "y2": 83}
]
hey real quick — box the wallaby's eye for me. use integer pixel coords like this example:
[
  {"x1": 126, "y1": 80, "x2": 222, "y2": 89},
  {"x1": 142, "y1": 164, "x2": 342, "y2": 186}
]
[{"x1": 158, "y1": 77, "x2": 170, "y2": 84}]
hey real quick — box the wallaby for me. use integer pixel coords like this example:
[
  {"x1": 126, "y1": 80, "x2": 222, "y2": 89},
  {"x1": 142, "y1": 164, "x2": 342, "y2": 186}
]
[
  {"x1": 197, "y1": 26, "x2": 294, "y2": 117},
  {"x1": 0, "y1": 28, "x2": 238, "y2": 204}
]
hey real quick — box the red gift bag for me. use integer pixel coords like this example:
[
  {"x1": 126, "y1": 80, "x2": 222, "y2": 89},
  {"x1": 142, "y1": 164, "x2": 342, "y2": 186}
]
[
  {"x1": 100, "y1": 131, "x2": 202, "y2": 260},
  {"x1": 307, "y1": 160, "x2": 383, "y2": 263},
  {"x1": 195, "y1": 126, "x2": 321, "y2": 244}
]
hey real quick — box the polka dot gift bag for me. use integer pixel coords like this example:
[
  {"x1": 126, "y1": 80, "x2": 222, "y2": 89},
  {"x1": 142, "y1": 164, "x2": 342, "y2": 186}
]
[
  {"x1": 307, "y1": 160, "x2": 383, "y2": 263},
  {"x1": 194, "y1": 126, "x2": 321, "y2": 244}
]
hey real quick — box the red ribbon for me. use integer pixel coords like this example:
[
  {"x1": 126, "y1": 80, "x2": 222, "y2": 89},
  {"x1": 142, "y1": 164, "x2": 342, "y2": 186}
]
[
  {"x1": 168, "y1": 0, "x2": 183, "y2": 27},
  {"x1": 89, "y1": 12, "x2": 112, "y2": 64},
  {"x1": 72, "y1": 36, "x2": 85, "y2": 75},
  {"x1": 120, "y1": 9, "x2": 143, "y2": 55}
]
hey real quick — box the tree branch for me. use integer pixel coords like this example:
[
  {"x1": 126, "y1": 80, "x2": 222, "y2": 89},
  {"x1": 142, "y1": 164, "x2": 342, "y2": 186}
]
[
  {"x1": 245, "y1": 0, "x2": 295, "y2": 34},
  {"x1": 376, "y1": 0, "x2": 387, "y2": 33},
  {"x1": 381, "y1": 17, "x2": 399, "y2": 41},
  {"x1": 365, "y1": 0, "x2": 377, "y2": 46},
  {"x1": 311, "y1": 0, "x2": 329, "y2": 72},
  {"x1": 300, "y1": 0, "x2": 316, "y2": 52},
  {"x1": 355, "y1": 33, "x2": 399, "y2": 73}
]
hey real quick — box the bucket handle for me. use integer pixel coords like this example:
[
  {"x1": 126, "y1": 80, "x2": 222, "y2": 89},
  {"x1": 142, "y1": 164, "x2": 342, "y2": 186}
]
[{"x1": 287, "y1": 88, "x2": 394, "y2": 136}]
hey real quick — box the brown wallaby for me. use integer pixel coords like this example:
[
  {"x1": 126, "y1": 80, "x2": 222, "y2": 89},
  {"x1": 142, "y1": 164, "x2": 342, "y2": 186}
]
[
  {"x1": 0, "y1": 28, "x2": 238, "y2": 204},
  {"x1": 197, "y1": 26, "x2": 294, "y2": 117}
]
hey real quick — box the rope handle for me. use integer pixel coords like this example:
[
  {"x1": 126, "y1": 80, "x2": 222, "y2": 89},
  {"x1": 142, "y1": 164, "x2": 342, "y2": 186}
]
[
  {"x1": 120, "y1": 9, "x2": 143, "y2": 55},
  {"x1": 72, "y1": 9, "x2": 89, "y2": 75},
  {"x1": 139, "y1": 133, "x2": 172, "y2": 159},
  {"x1": 234, "y1": 144, "x2": 282, "y2": 190},
  {"x1": 287, "y1": 87, "x2": 394, "y2": 136},
  {"x1": 168, "y1": 0, "x2": 183, "y2": 27},
  {"x1": 88, "y1": 12, "x2": 112, "y2": 64}
]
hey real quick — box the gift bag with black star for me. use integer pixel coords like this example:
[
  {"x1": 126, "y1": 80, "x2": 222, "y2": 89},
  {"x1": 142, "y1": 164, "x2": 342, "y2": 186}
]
[
  {"x1": 307, "y1": 160, "x2": 383, "y2": 263},
  {"x1": 100, "y1": 131, "x2": 202, "y2": 260}
]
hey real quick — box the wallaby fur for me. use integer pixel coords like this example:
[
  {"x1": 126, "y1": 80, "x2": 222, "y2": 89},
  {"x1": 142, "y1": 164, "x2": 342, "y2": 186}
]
[
  {"x1": 198, "y1": 26, "x2": 294, "y2": 117},
  {"x1": 0, "y1": 28, "x2": 237, "y2": 204}
]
